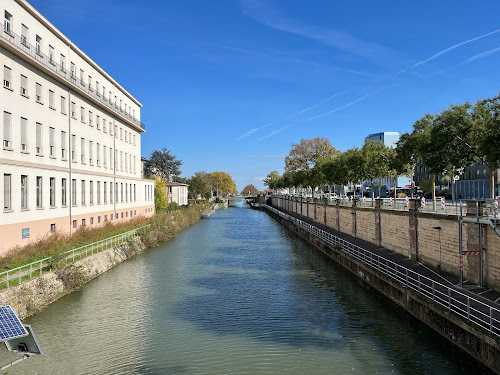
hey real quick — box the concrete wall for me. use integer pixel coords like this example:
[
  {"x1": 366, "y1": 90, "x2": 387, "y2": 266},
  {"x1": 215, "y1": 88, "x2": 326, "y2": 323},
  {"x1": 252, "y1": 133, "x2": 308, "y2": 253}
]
[{"x1": 272, "y1": 197, "x2": 500, "y2": 291}]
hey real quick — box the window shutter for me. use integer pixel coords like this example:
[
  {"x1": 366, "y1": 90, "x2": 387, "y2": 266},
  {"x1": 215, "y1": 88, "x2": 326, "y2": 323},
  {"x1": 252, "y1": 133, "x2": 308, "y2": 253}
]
[
  {"x1": 36, "y1": 123, "x2": 42, "y2": 149},
  {"x1": 3, "y1": 112, "x2": 11, "y2": 143}
]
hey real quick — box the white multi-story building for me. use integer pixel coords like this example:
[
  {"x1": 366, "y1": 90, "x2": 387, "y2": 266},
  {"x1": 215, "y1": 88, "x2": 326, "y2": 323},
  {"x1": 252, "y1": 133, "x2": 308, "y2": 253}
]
[
  {"x1": 0, "y1": 0, "x2": 155, "y2": 254},
  {"x1": 166, "y1": 182, "x2": 189, "y2": 206}
]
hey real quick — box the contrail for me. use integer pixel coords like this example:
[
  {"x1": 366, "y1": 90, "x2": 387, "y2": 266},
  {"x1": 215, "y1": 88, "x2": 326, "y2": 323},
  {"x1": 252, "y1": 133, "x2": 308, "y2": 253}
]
[
  {"x1": 234, "y1": 123, "x2": 271, "y2": 141},
  {"x1": 462, "y1": 45, "x2": 500, "y2": 64},
  {"x1": 244, "y1": 155, "x2": 286, "y2": 158},
  {"x1": 285, "y1": 91, "x2": 347, "y2": 119},
  {"x1": 309, "y1": 93, "x2": 372, "y2": 120},
  {"x1": 396, "y1": 28, "x2": 500, "y2": 74}
]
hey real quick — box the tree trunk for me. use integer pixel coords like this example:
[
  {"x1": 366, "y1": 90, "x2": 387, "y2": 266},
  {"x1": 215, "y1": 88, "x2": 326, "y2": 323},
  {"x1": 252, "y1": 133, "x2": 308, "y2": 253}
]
[{"x1": 432, "y1": 173, "x2": 436, "y2": 210}]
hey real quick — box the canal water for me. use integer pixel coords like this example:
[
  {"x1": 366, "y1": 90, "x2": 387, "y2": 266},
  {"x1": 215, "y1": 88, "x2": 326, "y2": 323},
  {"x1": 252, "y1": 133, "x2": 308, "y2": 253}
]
[{"x1": 0, "y1": 201, "x2": 493, "y2": 374}]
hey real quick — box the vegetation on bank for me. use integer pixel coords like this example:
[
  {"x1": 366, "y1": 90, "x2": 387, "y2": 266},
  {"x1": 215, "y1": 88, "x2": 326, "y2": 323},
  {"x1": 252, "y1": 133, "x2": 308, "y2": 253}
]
[{"x1": 0, "y1": 204, "x2": 204, "y2": 273}]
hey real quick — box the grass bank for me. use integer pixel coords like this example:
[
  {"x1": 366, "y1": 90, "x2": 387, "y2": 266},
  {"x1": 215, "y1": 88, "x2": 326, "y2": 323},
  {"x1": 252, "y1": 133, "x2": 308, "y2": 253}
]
[{"x1": 0, "y1": 204, "x2": 204, "y2": 272}]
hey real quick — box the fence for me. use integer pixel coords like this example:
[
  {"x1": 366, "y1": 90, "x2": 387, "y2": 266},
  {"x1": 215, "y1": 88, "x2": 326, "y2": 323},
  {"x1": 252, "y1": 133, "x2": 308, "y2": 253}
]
[
  {"x1": 0, "y1": 226, "x2": 147, "y2": 289},
  {"x1": 263, "y1": 205, "x2": 500, "y2": 338}
]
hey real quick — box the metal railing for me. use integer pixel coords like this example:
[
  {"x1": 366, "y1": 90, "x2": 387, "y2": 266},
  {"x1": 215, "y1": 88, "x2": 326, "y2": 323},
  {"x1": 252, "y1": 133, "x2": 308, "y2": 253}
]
[
  {"x1": 0, "y1": 26, "x2": 146, "y2": 131},
  {"x1": 0, "y1": 226, "x2": 147, "y2": 289},
  {"x1": 263, "y1": 204, "x2": 500, "y2": 338}
]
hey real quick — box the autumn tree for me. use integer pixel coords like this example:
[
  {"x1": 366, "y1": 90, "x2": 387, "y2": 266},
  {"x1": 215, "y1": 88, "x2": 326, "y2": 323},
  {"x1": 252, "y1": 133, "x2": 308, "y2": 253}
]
[
  {"x1": 187, "y1": 173, "x2": 211, "y2": 199},
  {"x1": 154, "y1": 175, "x2": 168, "y2": 212},
  {"x1": 209, "y1": 171, "x2": 236, "y2": 196},
  {"x1": 242, "y1": 184, "x2": 259, "y2": 195},
  {"x1": 263, "y1": 170, "x2": 281, "y2": 190},
  {"x1": 285, "y1": 137, "x2": 339, "y2": 173}
]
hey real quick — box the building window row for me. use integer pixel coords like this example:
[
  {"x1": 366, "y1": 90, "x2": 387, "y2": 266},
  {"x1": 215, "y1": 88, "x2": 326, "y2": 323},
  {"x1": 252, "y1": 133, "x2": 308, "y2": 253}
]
[{"x1": 2, "y1": 173, "x2": 140, "y2": 212}]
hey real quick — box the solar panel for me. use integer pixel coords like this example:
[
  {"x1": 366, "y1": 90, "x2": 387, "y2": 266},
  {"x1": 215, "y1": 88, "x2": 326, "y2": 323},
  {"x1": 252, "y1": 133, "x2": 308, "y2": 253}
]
[{"x1": 0, "y1": 306, "x2": 28, "y2": 341}]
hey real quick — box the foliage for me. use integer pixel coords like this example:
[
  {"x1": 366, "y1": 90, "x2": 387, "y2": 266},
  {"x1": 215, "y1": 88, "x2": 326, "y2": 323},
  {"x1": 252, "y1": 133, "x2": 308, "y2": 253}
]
[
  {"x1": 285, "y1": 137, "x2": 338, "y2": 173},
  {"x1": 419, "y1": 179, "x2": 433, "y2": 192},
  {"x1": 187, "y1": 173, "x2": 211, "y2": 199},
  {"x1": 154, "y1": 175, "x2": 168, "y2": 212},
  {"x1": 263, "y1": 170, "x2": 281, "y2": 189},
  {"x1": 241, "y1": 184, "x2": 259, "y2": 195},
  {"x1": 209, "y1": 171, "x2": 236, "y2": 195},
  {"x1": 144, "y1": 148, "x2": 182, "y2": 179}
]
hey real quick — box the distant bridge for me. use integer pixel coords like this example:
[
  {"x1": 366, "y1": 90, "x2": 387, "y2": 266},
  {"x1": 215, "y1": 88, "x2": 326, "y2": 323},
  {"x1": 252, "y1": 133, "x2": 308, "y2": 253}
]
[{"x1": 222, "y1": 196, "x2": 256, "y2": 201}]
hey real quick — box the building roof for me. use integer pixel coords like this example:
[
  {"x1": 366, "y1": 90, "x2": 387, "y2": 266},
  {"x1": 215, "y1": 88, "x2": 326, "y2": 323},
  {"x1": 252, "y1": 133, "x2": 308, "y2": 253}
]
[{"x1": 166, "y1": 182, "x2": 189, "y2": 187}]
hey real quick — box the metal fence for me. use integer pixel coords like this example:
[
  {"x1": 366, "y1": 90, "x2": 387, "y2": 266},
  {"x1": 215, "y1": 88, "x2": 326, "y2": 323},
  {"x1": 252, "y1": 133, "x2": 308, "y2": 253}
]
[
  {"x1": 0, "y1": 226, "x2": 147, "y2": 289},
  {"x1": 0, "y1": 26, "x2": 145, "y2": 130},
  {"x1": 263, "y1": 205, "x2": 500, "y2": 338}
]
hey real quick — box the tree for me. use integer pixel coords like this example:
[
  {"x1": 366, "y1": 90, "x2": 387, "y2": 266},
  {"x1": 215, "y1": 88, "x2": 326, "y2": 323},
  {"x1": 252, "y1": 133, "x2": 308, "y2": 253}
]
[
  {"x1": 154, "y1": 176, "x2": 168, "y2": 212},
  {"x1": 209, "y1": 171, "x2": 236, "y2": 196},
  {"x1": 263, "y1": 171, "x2": 281, "y2": 190},
  {"x1": 242, "y1": 184, "x2": 259, "y2": 195},
  {"x1": 144, "y1": 148, "x2": 182, "y2": 180},
  {"x1": 359, "y1": 141, "x2": 391, "y2": 202},
  {"x1": 285, "y1": 137, "x2": 338, "y2": 173},
  {"x1": 187, "y1": 174, "x2": 211, "y2": 199}
]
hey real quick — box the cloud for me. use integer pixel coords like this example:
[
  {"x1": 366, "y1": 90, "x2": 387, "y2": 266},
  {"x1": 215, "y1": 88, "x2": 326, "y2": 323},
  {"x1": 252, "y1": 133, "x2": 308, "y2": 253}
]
[
  {"x1": 234, "y1": 123, "x2": 271, "y2": 141},
  {"x1": 240, "y1": 0, "x2": 395, "y2": 61},
  {"x1": 308, "y1": 93, "x2": 372, "y2": 120},
  {"x1": 396, "y1": 28, "x2": 500, "y2": 74}
]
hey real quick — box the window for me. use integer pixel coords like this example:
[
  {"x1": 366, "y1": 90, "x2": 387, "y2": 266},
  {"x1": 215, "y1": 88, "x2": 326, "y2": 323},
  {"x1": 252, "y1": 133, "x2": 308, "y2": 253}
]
[
  {"x1": 4, "y1": 11, "x2": 12, "y2": 34},
  {"x1": 134, "y1": 184, "x2": 136, "y2": 201},
  {"x1": 21, "y1": 117, "x2": 27, "y2": 151},
  {"x1": 21, "y1": 175, "x2": 28, "y2": 209},
  {"x1": 133, "y1": 109, "x2": 135, "y2": 119},
  {"x1": 90, "y1": 217, "x2": 94, "y2": 225},
  {"x1": 49, "y1": 45, "x2": 54, "y2": 64},
  {"x1": 103, "y1": 145, "x2": 107, "y2": 167},
  {"x1": 109, "y1": 91, "x2": 112, "y2": 103},
  {"x1": 133, "y1": 134, "x2": 136, "y2": 146},
  {"x1": 110, "y1": 148, "x2": 113, "y2": 169},
  {"x1": 72, "y1": 179, "x2": 76, "y2": 205},
  {"x1": 61, "y1": 131, "x2": 67, "y2": 159},
  {"x1": 3, "y1": 111, "x2": 11, "y2": 148},
  {"x1": 89, "y1": 111, "x2": 93, "y2": 126},
  {"x1": 73, "y1": 220, "x2": 77, "y2": 228},
  {"x1": 70, "y1": 62, "x2": 75, "y2": 79},
  {"x1": 104, "y1": 182, "x2": 107, "y2": 203},
  {"x1": 61, "y1": 96, "x2": 66, "y2": 114},
  {"x1": 120, "y1": 99, "x2": 122, "y2": 110},
  {"x1": 80, "y1": 106, "x2": 85, "y2": 122},
  {"x1": 97, "y1": 181, "x2": 101, "y2": 204},
  {"x1": 82, "y1": 218, "x2": 86, "y2": 226},
  {"x1": 36, "y1": 83, "x2": 42, "y2": 102},
  {"x1": 120, "y1": 128, "x2": 123, "y2": 140},
  {"x1": 49, "y1": 127, "x2": 55, "y2": 157},
  {"x1": 125, "y1": 184, "x2": 128, "y2": 202},
  {"x1": 103, "y1": 86, "x2": 106, "y2": 100},
  {"x1": 81, "y1": 180, "x2": 85, "y2": 204},
  {"x1": 96, "y1": 143, "x2": 100, "y2": 165},
  {"x1": 80, "y1": 69, "x2": 84, "y2": 85},
  {"x1": 36, "y1": 122, "x2": 42, "y2": 154},
  {"x1": 36, "y1": 176, "x2": 42, "y2": 208},
  {"x1": 50, "y1": 177, "x2": 55, "y2": 207},
  {"x1": 90, "y1": 181, "x2": 94, "y2": 204},
  {"x1": 88, "y1": 75, "x2": 92, "y2": 90},
  {"x1": 89, "y1": 140, "x2": 93, "y2": 164},
  {"x1": 98, "y1": 216, "x2": 101, "y2": 223},
  {"x1": 114, "y1": 95, "x2": 117, "y2": 106},
  {"x1": 3, "y1": 66, "x2": 11, "y2": 88},
  {"x1": 81, "y1": 137, "x2": 85, "y2": 162},
  {"x1": 115, "y1": 125, "x2": 117, "y2": 138},
  {"x1": 125, "y1": 131, "x2": 127, "y2": 143},
  {"x1": 101, "y1": 118, "x2": 105, "y2": 132},
  {"x1": 49, "y1": 90, "x2": 54, "y2": 108},
  {"x1": 35, "y1": 35, "x2": 42, "y2": 54},
  {"x1": 110, "y1": 182, "x2": 113, "y2": 203},
  {"x1": 61, "y1": 178, "x2": 67, "y2": 206},
  {"x1": 71, "y1": 134, "x2": 76, "y2": 161},
  {"x1": 51, "y1": 224, "x2": 56, "y2": 233},
  {"x1": 60, "y1": 54, "x2": 65, "y2": 72},
  {"x1": 120, "y1": 151, "x2": 123, "y2": 171},
  {"x1": 116, "y1": 149, "x2": 119, "y2": 170},
  {"x1": 117, "y1": 183, "x2": 119, "y2": 203},
  {"x1": 121, "y1": 183, "x2": 124, "y2": 202},
  {"x1": 125, "y1": 152, "x2": 128, "y2": 172},
  {"x1": 20, "y1": 75, "x2": 27, "y2": 96},
  {"x1": 96, "y1": 81, "x2": 100, "y2": 94},
  {"x1": 4, "y1": 174, "x2": 11, "y2": 210},
  {"x1": 21, "y1": 24, "x2": 28, "y2": 46},
  {"x1": 133, "y1": 156, "x2": 136, "y2": 174},
  {"x1": 71, "y1": 102, "x2": 76, "y2": 118}
]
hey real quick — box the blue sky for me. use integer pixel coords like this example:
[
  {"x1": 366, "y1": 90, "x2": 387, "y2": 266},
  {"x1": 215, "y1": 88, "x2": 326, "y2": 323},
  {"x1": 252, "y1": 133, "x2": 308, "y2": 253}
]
[{"x1": 31, "y1": 0, "x2": 500, "y2": 191}]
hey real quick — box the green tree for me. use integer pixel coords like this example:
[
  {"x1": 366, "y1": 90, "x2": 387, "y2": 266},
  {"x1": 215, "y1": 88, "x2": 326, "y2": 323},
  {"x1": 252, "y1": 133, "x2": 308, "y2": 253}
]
[
  {"x1": 209, "y1": 171, "x2": 236, "y2": 196},
  {"x1": 263, "y1": 170, "x2": 281, "y2": 190},
  {"x1": 187, "y1": 174, "x2": 211, "y2": 199},
  {"x1": 144, "y1": 148, "x2": 182, "y2": 180},
  {"x1": 242, "y1": 184, "x2": 259, "y2": 195},
  {"x1": 359, "y1": 141, "x2": 391, "y2": 202}
]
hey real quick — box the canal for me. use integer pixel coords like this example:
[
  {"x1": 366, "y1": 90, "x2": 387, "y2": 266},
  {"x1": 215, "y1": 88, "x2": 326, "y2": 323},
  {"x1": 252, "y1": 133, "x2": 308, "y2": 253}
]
[{"x1": 0, "y1": 201, "x2": 494, "y2": 374}]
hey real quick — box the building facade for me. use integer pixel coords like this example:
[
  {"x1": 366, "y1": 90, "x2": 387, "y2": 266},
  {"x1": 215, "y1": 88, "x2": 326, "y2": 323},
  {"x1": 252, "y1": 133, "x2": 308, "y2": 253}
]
[
  {"x1": 1, "y1": 0, "x2": 155, "y2": 254},
  {"x1": 166, "y1": 182, "x2": 189, "y2": 206}
]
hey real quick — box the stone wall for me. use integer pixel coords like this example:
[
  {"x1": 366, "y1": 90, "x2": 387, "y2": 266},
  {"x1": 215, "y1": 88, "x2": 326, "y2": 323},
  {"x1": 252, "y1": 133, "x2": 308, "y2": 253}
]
[{"x1": 272, "y1": 197, "x2": 500, "y2": 290}]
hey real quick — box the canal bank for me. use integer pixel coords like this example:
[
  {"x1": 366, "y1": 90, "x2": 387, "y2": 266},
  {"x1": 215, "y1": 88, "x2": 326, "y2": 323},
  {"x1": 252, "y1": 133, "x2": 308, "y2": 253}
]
[
  {"x1": 0, "y1": 204, "x2": 204, "y2": 320},
  {"x1": 1, "y1": 200, "x2": 494, "y2": 375},
  {"x1": 263, "y1": 204, "x2": 500, "y2": 373}
]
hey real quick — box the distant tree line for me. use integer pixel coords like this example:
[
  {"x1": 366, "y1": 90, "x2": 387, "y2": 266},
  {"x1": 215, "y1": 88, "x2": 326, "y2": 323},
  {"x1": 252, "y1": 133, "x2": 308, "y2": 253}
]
[{"x1": 264, "y1": 93, "x2": 500, "y2": 204}]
